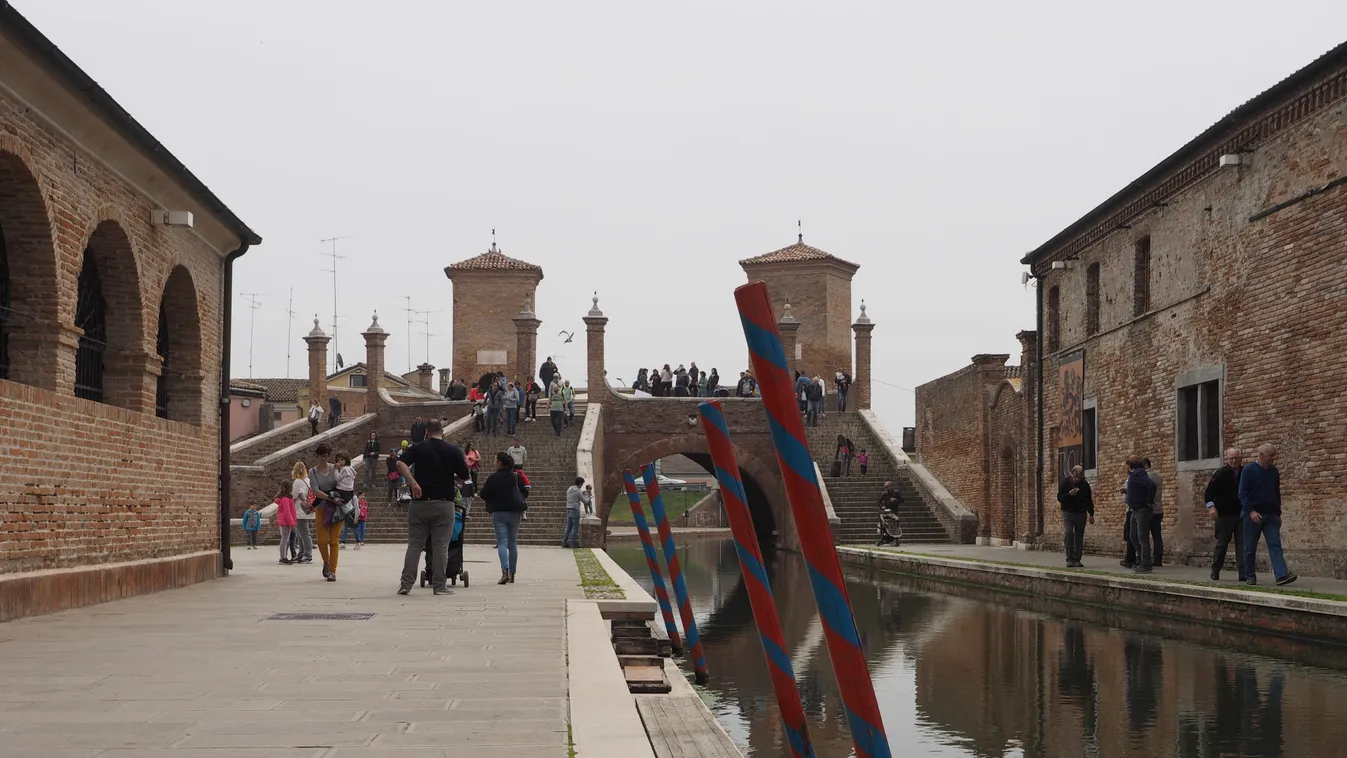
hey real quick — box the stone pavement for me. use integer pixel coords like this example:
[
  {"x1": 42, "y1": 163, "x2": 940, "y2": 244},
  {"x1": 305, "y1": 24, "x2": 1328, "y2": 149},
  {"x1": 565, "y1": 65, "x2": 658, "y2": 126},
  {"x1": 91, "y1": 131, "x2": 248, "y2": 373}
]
[
  {"x1": 868, "y1": 543, "x2": 1347, "y2": 598},
  {"x1": 0, "y1": 544, "x2": 581, "y2": 757}
]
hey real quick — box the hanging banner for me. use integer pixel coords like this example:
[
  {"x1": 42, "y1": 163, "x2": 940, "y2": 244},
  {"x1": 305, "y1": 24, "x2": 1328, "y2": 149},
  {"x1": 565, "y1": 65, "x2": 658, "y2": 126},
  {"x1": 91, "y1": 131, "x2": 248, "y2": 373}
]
[{"x1": 1058, "y1": 350, "x2": 1085, "y2": 481}]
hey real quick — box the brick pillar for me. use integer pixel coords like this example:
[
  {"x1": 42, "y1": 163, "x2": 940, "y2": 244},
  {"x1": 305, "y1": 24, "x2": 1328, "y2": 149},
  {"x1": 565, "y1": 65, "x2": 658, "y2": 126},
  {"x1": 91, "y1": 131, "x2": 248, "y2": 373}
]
[
  {"x1": 1016, "y1": 330, "x2": 1039, "y2": 540},
  {"x1": 363, "y1": 313, "x2": 388, "y2": 410},
  {"x1": 778, "y1": 300, "x2": 801, "y2": 376},
  {"x1": 851, "y1": 301, "x2": 874, "y2": 410},
  {"x1": 304, "y1": 318, "x2": 330, "y2": 414},
  {"x1": 415, "y1": 363, "x2": 435, "y2": 392},
  {"x1": 583, "y1": 293, "x2": 608, "y2": 395},
  {"x1": 438, "y1": 368, "x2": 451, "y2": 395},
  {"x1": 104, "y1": 349, "x2": 158, "y2": 413},
  {"x1": 513, "y1": 295, "x2": 541, "y2": 385}
]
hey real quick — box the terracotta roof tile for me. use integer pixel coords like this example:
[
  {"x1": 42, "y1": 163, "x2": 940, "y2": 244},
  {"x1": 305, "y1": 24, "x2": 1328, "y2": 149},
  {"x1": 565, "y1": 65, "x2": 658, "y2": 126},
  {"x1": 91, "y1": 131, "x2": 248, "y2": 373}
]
[
  {"x1": 739, "y1": 239, "x2": 859, "y2": 269},
  {"x1": 447, "y1": 249, "x2": 541, "y2": 272},
  {"x1": 246, "y1": 378, "x2": 305, "y2": 403}
]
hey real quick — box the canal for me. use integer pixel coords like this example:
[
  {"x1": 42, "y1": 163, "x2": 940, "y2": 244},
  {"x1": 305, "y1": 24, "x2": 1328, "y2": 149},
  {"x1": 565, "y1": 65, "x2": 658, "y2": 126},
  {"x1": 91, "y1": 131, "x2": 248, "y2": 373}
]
[{"x1": 607, "y1": 536, "x2": 1347, "y2": 758}]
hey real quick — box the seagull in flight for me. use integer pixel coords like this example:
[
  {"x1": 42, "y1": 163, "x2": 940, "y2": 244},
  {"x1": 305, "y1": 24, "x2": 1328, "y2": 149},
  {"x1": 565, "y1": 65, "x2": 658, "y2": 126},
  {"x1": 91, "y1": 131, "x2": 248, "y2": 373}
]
[{"x1": 558, "y1": 330, "x2": 575, "y2": 343}]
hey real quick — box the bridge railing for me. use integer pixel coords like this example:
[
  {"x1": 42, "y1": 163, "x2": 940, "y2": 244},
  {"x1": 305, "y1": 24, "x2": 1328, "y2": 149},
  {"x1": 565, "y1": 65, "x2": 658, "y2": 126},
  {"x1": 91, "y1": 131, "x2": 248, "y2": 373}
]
[
  {"x1": 577, "y1": 402, "x2": 603, "y2": 527},
  {"x1": 859, "y1": 409, "x2": 977, "y2": 543}
]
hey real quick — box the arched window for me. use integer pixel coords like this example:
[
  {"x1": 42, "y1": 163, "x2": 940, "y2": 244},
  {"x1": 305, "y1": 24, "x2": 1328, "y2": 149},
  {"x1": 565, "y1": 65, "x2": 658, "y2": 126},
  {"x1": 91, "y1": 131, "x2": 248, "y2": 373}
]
[
  {"x1": 74, "y1": 250, "x2": 108, "y2": 402},
  {"x1": 0, "y1": 224, "x2": 10, "y2": 380},
  {"x1": 155, "y1": 300, "x2": 170, "y2": 418}
]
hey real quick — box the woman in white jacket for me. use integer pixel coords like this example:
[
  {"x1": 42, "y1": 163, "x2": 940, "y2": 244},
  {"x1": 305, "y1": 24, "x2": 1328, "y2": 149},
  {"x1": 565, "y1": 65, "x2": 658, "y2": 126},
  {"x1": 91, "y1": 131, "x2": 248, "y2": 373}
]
[{"x1": 291, "y1": 460, "x2": 315, "y2": 564}]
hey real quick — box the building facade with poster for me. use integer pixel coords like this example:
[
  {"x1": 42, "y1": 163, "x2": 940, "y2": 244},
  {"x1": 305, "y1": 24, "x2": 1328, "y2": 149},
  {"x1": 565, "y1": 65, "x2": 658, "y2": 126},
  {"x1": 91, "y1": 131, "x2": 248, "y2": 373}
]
[{"x1": 1021, "y1": 41, "x2": 1347, "y2": 575}]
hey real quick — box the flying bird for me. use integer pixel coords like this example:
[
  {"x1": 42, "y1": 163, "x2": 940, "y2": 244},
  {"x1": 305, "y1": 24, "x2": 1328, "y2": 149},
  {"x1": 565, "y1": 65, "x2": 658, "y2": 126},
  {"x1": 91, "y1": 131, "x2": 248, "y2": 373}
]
[{"x1": 558, "y1": 331, "x2": 575, "y2": 343}]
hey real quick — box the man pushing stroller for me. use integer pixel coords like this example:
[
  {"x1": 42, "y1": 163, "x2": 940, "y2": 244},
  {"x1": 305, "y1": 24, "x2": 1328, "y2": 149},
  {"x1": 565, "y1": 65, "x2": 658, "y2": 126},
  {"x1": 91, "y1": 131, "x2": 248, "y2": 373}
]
[{"x1": 876, "y1": 481, "x2": 904, "y2": 547}]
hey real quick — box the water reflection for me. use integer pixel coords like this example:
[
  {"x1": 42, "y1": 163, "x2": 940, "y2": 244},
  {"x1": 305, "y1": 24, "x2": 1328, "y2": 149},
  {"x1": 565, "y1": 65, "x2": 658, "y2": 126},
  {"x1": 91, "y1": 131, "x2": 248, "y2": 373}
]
[{"x1": 607, "y1": 536, "x2": 1347, "y2": 758}]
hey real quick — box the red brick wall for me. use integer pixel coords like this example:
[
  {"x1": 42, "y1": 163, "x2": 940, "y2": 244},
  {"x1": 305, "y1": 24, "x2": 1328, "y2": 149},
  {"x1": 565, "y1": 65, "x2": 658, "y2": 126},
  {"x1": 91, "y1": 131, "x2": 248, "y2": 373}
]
[
  {"x1": 740, "y1": 261, "x2": 854, "y2": 381},
  {"x1": 915, "y1": 357, "x2": 1010, "y2": 528},
  {"x1": 448, "y1": 270, "x2": 541, "y2": 384},
  {"x1": 0, "y1": 81, "x2": 230, "y2": 589},
  {"x1": 1032, "y1": 86, "x2": 1347, "y2": 574}
]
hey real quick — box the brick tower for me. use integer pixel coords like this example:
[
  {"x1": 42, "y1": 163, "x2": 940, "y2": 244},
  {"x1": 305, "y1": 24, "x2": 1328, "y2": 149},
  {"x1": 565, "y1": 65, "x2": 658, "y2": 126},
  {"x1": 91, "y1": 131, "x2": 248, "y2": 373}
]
[
  {"x1": 739, "y1": 234, "x2": 860, "y2": 381},
  {"x1": 444, "y1": 244, "x2": 544, "y2": 385}
]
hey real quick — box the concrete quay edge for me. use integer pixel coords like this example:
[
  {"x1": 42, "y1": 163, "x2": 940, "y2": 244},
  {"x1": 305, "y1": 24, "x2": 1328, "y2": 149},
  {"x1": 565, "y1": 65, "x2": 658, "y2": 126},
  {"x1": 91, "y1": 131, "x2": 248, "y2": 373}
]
[{"x1": 837, "y1": 546, "x2": 1347, "y2": 645}]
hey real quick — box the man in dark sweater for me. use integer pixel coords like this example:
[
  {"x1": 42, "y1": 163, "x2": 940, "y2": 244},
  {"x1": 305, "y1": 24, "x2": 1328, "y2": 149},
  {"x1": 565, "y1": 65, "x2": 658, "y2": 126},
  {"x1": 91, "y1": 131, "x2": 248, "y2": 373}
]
[
  {"x1": 1057, "y1": 465, "x2": 1094, "y2": 567},
  {"x1": 1204, "y1": 447, "x2": 1246, "y2": 582},
  {"x1": 1238, "y1": 443, "x2": 1296, "y2": 586},
  {"x1": 395, "y1": 419, "x2": 471, "y2": 595},
  {"x1": 1122, "y1": 456, "x2": 1157, "y2": 573}
]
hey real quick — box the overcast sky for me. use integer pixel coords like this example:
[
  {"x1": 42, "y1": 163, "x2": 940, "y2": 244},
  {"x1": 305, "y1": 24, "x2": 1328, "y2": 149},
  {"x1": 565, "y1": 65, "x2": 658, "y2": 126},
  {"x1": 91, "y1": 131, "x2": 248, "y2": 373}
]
[{"x1": 20, "y1": 1, "x2": 1347, "y2": 430}]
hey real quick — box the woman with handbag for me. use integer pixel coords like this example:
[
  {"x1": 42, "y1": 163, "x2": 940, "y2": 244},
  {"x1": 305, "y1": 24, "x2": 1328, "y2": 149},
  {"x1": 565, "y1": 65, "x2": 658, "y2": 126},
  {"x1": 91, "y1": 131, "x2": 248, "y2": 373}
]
[
  {"x1": 481, "y1": 451, "x2": 529, "y2": 585},
  {"x1": 307, "y1": 444, "x2": 343, "y2": 581}
]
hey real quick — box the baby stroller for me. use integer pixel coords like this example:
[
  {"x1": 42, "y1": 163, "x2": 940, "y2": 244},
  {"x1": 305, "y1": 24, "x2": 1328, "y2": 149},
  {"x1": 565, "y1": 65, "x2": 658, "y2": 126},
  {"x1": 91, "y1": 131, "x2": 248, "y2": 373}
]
[
  {"x1": 420, "y1": 498, "x2": 470, "y2": 588},
  {"x1": 876, "y1": 505, "x2": 903, "y2": 547}
]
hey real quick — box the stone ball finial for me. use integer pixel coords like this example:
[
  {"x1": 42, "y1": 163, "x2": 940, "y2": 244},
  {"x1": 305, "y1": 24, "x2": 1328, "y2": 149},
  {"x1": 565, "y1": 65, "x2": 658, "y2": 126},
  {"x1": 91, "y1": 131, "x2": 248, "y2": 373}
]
[
  {"x1": 365, "y1": 310, "x2": 386, "y2": 334},
  {"x1": 778, "y1": 298, "x2": 799, "y2": 325},
  {"x1": 588, "y1": 291, "x2": 604, "y2": 318},
  {"x1": 855, "y1": 299, "x2": 872, "y2": 325},
  {"x1": 307, "y1": 316, "x2": 327, "y2": 338}
]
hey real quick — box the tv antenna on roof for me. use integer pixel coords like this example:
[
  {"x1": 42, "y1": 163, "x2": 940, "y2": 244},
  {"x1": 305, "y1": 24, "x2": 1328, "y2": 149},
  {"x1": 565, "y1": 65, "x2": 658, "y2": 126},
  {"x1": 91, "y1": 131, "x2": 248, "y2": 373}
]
[
  {"x1": 239, "y1": 292, "x2": 266, "y2": 378},
  {"x1": 319, "y1": 235, "x2": 353, "y2": 373}
]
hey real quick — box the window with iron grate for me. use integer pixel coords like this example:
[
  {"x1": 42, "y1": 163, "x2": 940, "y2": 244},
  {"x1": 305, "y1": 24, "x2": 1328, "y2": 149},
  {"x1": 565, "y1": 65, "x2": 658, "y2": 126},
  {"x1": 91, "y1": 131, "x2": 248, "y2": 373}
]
[
  {"x1": 155, "y1": 302, "x2": 170, "y2": 418},
  {"x1": 74, "y1": 251, "x2": 108, "y2": 402},
  {"x1": 1085, "y1": 263, "x2": 1101, "y2": 336}
]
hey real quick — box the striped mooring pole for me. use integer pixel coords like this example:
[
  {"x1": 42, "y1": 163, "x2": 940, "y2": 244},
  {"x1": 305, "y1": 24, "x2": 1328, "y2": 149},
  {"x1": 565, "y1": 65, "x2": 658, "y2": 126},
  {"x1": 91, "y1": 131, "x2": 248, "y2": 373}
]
[
  {"x1": 698, "y1": 400, "x2": 816, "y2": 758},
  {"x1": 642, "y1": 463, "x2": 709, "y2": 683},
  {"x1": 622, "y1": 469, "x2": 683, "y2": 655},
  {"x1": 735, "y1": 280, "x2": 891, "y2": 758}
]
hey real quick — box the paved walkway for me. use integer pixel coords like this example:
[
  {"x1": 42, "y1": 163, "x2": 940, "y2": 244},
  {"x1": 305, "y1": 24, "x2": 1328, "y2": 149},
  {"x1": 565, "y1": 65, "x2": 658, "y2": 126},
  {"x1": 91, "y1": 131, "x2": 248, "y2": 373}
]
[
  {"x1": 868, "y1": 543, "x2": 1347, "y2": 599},
  {"x1": 0, "y1": 544, "x2": 581, "y2": 757}
]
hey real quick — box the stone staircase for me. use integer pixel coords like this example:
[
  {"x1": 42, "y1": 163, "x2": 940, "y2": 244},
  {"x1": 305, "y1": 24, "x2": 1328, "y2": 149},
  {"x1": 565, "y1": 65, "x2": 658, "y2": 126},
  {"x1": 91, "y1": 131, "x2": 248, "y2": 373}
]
[
  {"x1": 803, "y1": 411, "x2": 952, "y2": 545},
  {"x1": 357, "y1": 404, "x2": 586, "y2": 547},
  {"x1": 229, "y1": 417, "x2": 319, "y2": 466}
]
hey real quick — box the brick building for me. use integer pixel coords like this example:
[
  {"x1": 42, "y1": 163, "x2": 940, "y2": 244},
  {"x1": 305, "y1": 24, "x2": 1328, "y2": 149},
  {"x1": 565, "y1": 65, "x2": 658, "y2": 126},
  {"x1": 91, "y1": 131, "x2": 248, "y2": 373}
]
[
  {"x1": 740, "y1": 235, "x2": 860, "y2": 384},
  {"x1": 0, "y1": 6, "x2": 261, "y2": 620},
  {"x1": 918, "y1": 41, "x2": 1347, "y2": 575},
  {"x1": 444, "y1": 245, "x2": 544, "y2": 386}
]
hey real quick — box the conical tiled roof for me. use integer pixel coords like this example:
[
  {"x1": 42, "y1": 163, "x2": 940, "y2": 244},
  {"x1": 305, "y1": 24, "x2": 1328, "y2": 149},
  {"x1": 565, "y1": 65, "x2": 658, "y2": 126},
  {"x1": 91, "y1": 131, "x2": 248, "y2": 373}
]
[{"x1": 739, "y1": 237, "x2": 859, "y2": 269}]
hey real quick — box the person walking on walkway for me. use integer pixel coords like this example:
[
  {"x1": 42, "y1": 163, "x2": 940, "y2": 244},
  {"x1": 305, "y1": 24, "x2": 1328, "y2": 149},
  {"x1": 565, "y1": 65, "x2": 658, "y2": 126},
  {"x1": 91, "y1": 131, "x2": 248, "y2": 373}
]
[
  {"x1": 1239, "y1": 443, "x2": 1297, "y2": 586},
  {"x1": 1057, "y1": 465, "x2": 1094, "y2": 567},
  {"x1": 363, "y1": 432, "x2": 381, "y2": 489},
  {"x1": 525, "y1": 376, "x2": 542, "y2": 422},
  {"x1": 548, "y1": 377, "x2": 566, "y2": 437},
  {"x1": 328, "y1": 394, "x2": 342, "y2": 429},
  {"x1": 291, "y1": 460, "x2": 315, "y2": 564},
  {"x1": 307, "y1": 400, "x2": 323, "y2": 436},
  {"x1": 1205, "y1": 447, "x2": 1246, "y2": 582},
  {"x1": 464, "y1": 442, "x2": 481, "y2": 490},
  {"x1": 481, "y1": 451, "x2": 529, "y2": 584},
  {"x1": 274, "y1": 481, "x2": 297, "y2": 565},
  {"x1": 563, "y1": 477, "x2": 592, "y2": 548},
  {"x1": 306, "y1": 445, "x2": 342, "y2": 580},
  {"x1": 503, "y1": 382, "x2": 520, "y2": 436},
  {"x1": 1144, "y1": 458, "x2": 1165, "y2": 567},
  {"x1": 506, "y1": 438, "x2": 527, "y2": 469},
  {"x1": 395, "y1": 419, "x2": 471, "y2": 595},
  {"x1": 242, "y1": 503, "x2": 262, "y2": 550},
  {"x1": 563, "y1": 380, "x2": 575, "y2": 426},
  {"x1": 1122, "y1": 455, "x2": 1157, "y2": 573}
]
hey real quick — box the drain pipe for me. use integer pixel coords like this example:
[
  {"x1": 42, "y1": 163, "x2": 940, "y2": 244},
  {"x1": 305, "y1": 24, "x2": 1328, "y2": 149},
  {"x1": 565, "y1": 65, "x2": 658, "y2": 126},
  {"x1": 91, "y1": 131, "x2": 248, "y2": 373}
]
[
  {"x1": 219, "y1": 242, "x2": 250, "y2": 574},
  {"x1": 1034, "y1": 271, "x2": 1045, "y2": 538}
]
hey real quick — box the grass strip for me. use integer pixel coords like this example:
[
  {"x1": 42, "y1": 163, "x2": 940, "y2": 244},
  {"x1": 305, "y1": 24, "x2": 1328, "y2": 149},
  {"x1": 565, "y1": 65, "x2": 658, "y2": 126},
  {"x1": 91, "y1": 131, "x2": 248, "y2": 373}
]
[
  {"x1": 862, "y1": 547, "x2": 1347, "y2": 603},
  {"x1": 574, "y1": 548, "x2": 625, "y2": 600}
]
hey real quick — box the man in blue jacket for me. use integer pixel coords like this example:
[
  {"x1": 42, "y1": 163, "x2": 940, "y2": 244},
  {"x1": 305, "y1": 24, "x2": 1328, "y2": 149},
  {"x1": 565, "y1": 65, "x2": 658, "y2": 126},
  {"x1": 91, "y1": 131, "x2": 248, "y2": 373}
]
[
  {"x1": 1238, "y1": 444, "x2": 1297, "y2": 586},
  {"x1": 1122, "y1": 456, "x2": 1157, "y2": 573}
]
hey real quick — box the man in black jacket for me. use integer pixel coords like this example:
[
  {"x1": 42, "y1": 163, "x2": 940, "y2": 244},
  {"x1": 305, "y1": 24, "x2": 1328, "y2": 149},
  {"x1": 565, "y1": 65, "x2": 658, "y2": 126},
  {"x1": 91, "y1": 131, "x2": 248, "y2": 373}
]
[
  {"x1": 1057, "y1": 465, "x2": 1095, "y2": 567},
  {"x1": 395, "y1": 419, "x2": 470, "y2": 595},
  {"x1": 362, "y1": 432, "x2": 381, "y2": 489},
  {"x1": 1204, "y1": 447, "x2": 1246, "y2": 581}
]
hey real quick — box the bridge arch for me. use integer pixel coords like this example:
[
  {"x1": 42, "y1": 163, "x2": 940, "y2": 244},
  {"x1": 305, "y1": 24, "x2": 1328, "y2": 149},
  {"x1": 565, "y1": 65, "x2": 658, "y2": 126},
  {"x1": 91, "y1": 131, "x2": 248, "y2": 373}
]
[{"x1": 599, "y1": 431, "x2": 789, "y2": 549}]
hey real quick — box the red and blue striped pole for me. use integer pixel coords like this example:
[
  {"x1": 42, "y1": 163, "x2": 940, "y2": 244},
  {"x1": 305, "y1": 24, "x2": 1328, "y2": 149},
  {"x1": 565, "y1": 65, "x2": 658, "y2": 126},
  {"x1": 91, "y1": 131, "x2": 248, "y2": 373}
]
[
  {"x1": 642, "y1": 463, "x2": 709, "y2": 683},
  {"x1": 699, "y1": 400, "x2": 815, "y2": 758},
  {"x1": 735, "y1": 281, "x2": 890, "y2": 758},
  {"x1": 623, "y1": 469, "x2": 683, "y2": 655}
]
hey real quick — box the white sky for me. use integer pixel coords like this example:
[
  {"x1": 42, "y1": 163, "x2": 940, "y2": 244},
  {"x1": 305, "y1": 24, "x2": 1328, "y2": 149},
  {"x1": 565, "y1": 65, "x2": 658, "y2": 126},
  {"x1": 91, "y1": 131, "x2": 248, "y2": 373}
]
[{"x1": 20, "y1": 1, "x2": 1347, "y2": 430}]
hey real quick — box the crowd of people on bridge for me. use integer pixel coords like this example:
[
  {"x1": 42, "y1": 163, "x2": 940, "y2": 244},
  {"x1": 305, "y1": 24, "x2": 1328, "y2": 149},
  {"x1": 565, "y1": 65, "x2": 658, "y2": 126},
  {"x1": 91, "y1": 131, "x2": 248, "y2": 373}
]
[
  {"x1": 1056, "y1": 444, "x2": 1296, "y2": 586},
  {"x1": 447, "y1": 358, "x2": 574, "y2": 437}
]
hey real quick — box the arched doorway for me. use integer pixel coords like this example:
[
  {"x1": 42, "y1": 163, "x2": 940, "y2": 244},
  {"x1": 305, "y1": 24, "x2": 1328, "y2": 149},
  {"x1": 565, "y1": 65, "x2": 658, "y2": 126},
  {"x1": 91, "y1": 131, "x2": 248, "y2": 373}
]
[
  {"x1": 74, "y1": 250, "x2": 108, "y2": 402},
  {"x1": 155, "y1": 265, "x2": 203, "y2": 424},
  {"x1": 603, "y1": 434, "x2": 784, "y2": 549},
  {"x1": 0, "y1": 148, "x2": 59, "y2": 388},
  {"x1": 995, "y1": 440, "x2": 1017, "y2": 544}
]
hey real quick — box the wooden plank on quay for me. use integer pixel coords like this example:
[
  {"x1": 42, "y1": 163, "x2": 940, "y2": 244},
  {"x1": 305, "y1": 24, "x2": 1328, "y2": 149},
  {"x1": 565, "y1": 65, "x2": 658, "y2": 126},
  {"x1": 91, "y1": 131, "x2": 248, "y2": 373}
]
[{"x1": 636, "y1": 694, "x2": 742, "y2": 758}]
